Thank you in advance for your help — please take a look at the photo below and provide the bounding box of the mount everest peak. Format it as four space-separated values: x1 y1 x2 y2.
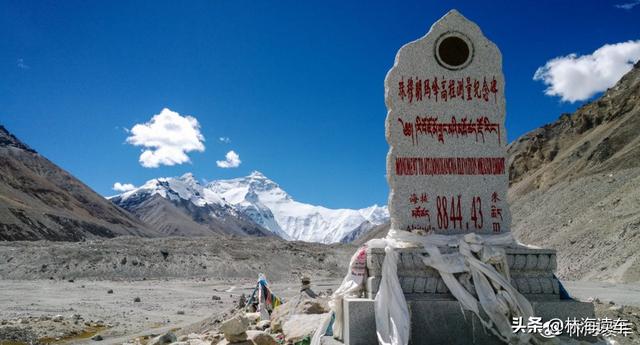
207 171 389 243
110 171 388 243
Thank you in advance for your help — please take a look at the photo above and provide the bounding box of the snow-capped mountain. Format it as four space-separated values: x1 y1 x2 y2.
109 173 272 237
109 171 388 243
113 173 225 208
208 171 389 243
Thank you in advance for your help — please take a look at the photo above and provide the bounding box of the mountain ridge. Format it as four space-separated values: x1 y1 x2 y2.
207 171 389 243
507 62 640 283
0 125 159 241
111 171 389 243
108 173 273 238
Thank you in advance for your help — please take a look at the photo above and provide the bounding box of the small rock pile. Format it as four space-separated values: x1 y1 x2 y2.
119 280 330 345
213 286 329 344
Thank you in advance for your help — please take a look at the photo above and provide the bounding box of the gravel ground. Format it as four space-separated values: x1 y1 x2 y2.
2 238 640 344
564 281 640 308
0 236 354 281
0 277 340 345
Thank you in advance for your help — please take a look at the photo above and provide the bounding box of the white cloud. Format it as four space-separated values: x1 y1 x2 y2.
615 0 640 10
126 108 205 168
113 182 136 192
533 40 640 102
216 150 241 168
219 137 231 143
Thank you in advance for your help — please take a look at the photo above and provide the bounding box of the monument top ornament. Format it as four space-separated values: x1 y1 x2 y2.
385 10 510 235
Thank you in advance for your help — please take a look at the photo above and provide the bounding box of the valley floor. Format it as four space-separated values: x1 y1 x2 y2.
0 237 353 344
0 277 341 345
1 238 640 344
1 278 639 345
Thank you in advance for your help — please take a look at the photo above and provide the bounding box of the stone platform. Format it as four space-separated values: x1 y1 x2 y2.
365 246 562 301
321 245 597 345
331 298 596 345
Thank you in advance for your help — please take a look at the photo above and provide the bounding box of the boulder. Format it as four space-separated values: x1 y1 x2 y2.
148 331 177 345
225 333 248 343
282 313 328 343
244 312 260 324
206 332 224 343
609 305 624 312
301 300 327 314
255 320 270 330
216 340 254 345
221 314 249 342
246 330 277 345
270 319 283 333
221 314 249 334
270 296 328 332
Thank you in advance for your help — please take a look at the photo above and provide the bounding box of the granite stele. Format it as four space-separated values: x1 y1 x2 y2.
386 8 509 237
319 10 597 345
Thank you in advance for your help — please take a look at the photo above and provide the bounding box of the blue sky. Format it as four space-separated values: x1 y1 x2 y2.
1 0 639 209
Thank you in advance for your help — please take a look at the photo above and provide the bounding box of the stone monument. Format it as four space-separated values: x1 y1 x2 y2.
386 9 509 236
326 10 596 345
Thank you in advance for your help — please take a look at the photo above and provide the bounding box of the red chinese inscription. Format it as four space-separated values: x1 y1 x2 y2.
398 76 499 103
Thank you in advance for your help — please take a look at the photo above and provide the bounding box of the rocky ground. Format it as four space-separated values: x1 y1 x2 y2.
0 277 341 345
0 236 355 281
510 167 640 283
1 237 640 344
2 274 639 345
0 236 351 344
591 300 640 345
130 293 640 345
